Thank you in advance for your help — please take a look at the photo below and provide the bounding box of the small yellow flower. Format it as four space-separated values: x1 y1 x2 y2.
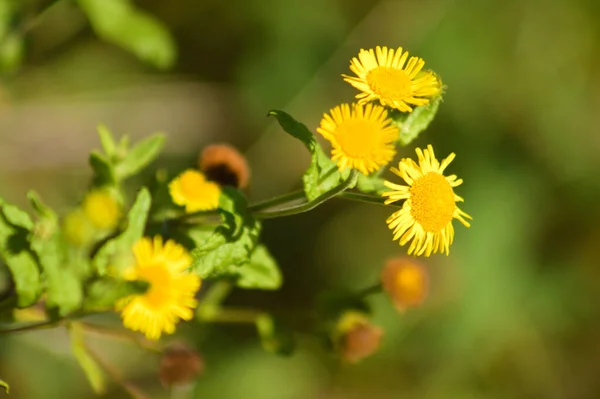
169 169 221 213
117 236 201 340
383 145 471 256
82 189 122 230
317 103 399 175
343 46 440 112
62 209 95 246
381 257 428 312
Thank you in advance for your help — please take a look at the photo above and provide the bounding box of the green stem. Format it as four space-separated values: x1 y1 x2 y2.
253 171 358 219
338 192 402 208
0 319 61 334
248 190 306 212
201 307 262 324
357 283 383 298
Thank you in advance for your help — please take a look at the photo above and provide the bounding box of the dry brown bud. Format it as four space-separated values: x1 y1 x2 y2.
159 343 204 388
381 257 428 312
334 311 383 364
198 143 250 189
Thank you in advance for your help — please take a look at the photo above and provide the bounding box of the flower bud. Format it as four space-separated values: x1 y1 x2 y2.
62 209 95 246
198 143 250 189
82 189 122 230
381 257 428 312
159 343 204 388
333 311 383 364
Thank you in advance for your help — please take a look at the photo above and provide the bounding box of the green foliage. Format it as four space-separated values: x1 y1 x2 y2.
83 278 148 310
356 174 388 195
90 126 165 187
92 188 151 275
391 97 442 146
76 0 176 69
255 313 295 356
191 188 261 278
269 110 347 200
0 199 41 307
232 245 282 290
69 323 106 394
0 0 23 75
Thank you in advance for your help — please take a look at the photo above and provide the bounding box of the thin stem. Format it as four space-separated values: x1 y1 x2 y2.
80 322 161 353
357 283 383 298
254 171 358 219
203 307 262 324
248 189 306 212
337 192 402 208
0 319 61 334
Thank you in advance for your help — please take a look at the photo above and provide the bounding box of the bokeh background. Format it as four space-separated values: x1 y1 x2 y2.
1 0 600 398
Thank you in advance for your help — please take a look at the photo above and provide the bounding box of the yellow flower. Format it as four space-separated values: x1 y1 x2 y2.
62 209 95 246
169 169 221 213
343 46 440 112
381 257 428 312
383 145 471 256
117 236 201 340
317 103 399 175
82 189 122 230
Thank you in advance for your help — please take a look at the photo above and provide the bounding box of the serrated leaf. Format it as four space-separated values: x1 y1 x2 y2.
234 246 282 290
268 110 344 201
70 323 106 394
0 378 8 393
83 278 148 310
255 313 295 356
92 188 151 275
97 124 116 158
356 174 388 195
116 134 165 180
0 205 41 307
191 188 261 278
89 151 116 186
392 97 441 146
77 0 176 69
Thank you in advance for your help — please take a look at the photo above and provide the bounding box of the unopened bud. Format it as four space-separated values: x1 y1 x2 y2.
381 257 428 312
334 311 383 364
159 343 204 388
198 143 250 189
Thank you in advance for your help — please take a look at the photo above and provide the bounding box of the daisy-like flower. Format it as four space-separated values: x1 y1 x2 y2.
117 236 201 340
343 46 440 112
317 103 399 175
169 169 221 213
383 145 472 256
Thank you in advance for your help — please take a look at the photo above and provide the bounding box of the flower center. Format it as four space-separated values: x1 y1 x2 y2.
179 172 207 200
137 264 172 308
366 67 413 100
395 266 425 304
336 119 379 158
409 172 455 232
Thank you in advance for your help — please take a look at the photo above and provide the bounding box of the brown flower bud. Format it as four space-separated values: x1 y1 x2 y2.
381 257 428 312
159 343 204 388
334 311 383 364
198 144 250 189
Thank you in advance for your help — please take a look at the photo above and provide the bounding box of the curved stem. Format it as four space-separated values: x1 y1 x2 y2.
0 319 61 334
338 192 402 208
248 190 305 212
357 283 383 298
254 171 358 219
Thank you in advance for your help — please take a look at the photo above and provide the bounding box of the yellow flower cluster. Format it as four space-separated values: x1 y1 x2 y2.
316 45 468 256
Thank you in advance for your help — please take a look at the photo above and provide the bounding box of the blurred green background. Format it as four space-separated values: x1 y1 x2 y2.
1 0 600 398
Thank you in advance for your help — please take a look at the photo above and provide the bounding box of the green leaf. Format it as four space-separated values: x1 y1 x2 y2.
191 188 261 278
255 313 295 356
267 110 316 152
28 198 82 317
392 97 442 146
0 378 8 394
97 124 117 158
233 246 282 290
116 134 165 180
356 174 388 195
268 110 344 201
92 188 151 275
69 323 106 394
89 151 116 186
76 0 176 69
83 277 148 311
0 202 41 307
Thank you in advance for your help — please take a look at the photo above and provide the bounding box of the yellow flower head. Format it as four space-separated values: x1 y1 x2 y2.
343 46 440 112
117 236 201 340
383 145 472 256
82 189 122 230
381 257 428 312
317 103 399 176
169 169 221 213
